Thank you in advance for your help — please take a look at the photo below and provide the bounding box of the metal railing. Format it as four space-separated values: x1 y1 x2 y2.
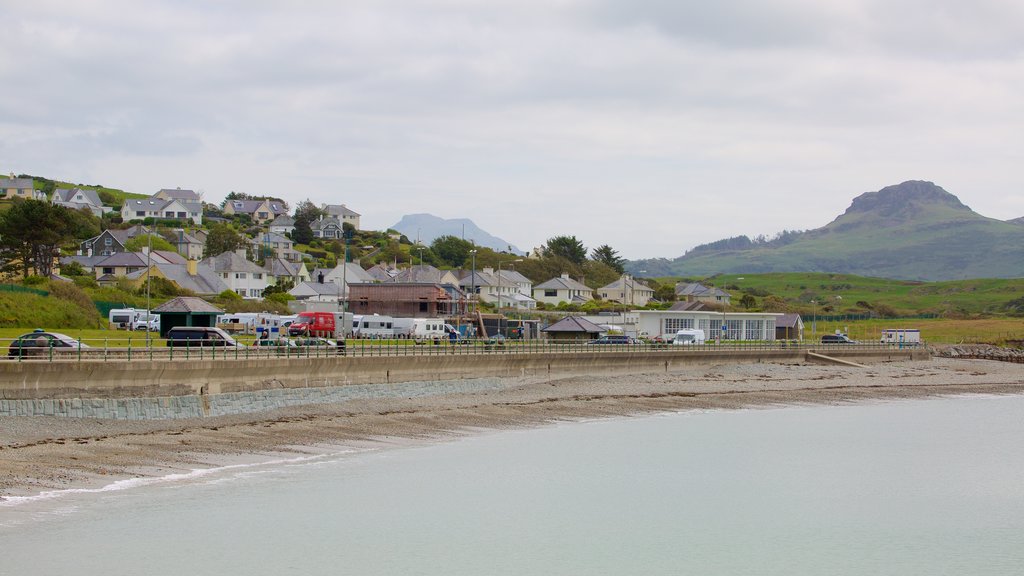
1 337 911 363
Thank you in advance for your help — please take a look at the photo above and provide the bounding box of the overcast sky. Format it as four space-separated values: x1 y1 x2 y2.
3 0 1023 259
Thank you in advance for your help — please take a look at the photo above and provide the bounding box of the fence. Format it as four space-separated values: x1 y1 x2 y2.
3 336 911 363
0 284 48 297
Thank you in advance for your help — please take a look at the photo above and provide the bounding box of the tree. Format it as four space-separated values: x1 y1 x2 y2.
0 199 77 278
590 244 625 274
125 234 175 252
430 235 474 268
543 235 587 265
292 199 324 245
204 222 248 257
739 294 757 309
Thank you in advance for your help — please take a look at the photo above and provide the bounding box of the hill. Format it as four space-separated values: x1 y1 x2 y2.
391 213 524 254
628 181 1024 281
12 172 148 210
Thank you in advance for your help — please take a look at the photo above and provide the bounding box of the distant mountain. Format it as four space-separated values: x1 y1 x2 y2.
627 181 1024 281
1009 216 1024 226
391 213 524 254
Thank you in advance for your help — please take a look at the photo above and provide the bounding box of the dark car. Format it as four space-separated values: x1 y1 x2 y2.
587 335 636 345
165 326 243 348
8 329 90 358
820 334 857 344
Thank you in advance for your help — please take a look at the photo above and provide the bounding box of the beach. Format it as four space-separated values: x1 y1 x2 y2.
2 357 1023 500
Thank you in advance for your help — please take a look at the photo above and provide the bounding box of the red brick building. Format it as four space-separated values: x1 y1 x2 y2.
347 283 464 317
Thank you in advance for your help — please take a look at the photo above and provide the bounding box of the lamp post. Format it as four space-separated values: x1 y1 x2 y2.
811 299 817 340
469 249 477 313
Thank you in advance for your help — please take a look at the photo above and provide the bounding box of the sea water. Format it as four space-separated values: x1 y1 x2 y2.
2 394 1024 576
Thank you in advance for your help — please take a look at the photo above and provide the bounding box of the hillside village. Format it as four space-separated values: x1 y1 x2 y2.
1 174 725 330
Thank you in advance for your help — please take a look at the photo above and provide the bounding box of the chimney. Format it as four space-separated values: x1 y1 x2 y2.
187 259 197 276
560 273 569 279
483 267 494 274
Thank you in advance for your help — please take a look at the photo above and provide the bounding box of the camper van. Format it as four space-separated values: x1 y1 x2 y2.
108 308 155 331
672 329 706 345
351 314 395 339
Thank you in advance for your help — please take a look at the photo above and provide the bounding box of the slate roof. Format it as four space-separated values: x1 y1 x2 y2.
153 296 223 313
535 275 592 291
675 283 729 298
123 198 202 212
311 216 342 231
668 301 707 311
269 214 295 226
94 252 148 267
152 263 228 296
366 263 397 282
53 187 104 207
156 188 200 201
226 199 287 215
599 276 653 292
775 313 802 328
457 269 499 287
324 204 360 217
541 316 605 333
201 251 267 274
392 264 450 284
266 257 304 278
0 178 33 189
291 281 344 296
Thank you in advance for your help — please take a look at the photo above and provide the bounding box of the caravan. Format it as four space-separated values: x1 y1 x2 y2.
108 308 158 331
351 314 394 339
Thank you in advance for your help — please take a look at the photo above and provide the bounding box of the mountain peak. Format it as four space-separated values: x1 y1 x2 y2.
844 180 969 217
391 213 523 254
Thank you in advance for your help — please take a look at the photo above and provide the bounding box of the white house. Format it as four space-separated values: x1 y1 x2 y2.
635 310 780 341
51 188 111 217
533 274 593 306
598 275 656 307
323 204 361 230
122 197 203 225
201 250 269 299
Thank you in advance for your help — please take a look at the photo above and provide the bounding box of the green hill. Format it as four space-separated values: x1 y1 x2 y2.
13 172 148 210
630 181 1024 281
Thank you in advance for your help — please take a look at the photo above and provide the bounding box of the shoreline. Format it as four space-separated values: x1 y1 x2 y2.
2 357 1023 503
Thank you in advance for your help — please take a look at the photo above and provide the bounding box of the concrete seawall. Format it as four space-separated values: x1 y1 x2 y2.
0 348 928 419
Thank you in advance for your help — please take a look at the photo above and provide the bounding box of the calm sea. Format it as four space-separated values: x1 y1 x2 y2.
3 394 1024 576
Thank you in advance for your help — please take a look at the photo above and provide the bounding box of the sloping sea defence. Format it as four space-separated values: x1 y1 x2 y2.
1 355 1022 500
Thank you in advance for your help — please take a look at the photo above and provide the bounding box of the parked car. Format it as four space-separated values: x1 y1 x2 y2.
821 334 857 344
8 329 90 358
587 335 636 345
165 326 244 348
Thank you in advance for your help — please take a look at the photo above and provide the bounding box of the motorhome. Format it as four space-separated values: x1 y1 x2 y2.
672 328 706 345
408 318 448 341
351 314 395 339
108 308 155 331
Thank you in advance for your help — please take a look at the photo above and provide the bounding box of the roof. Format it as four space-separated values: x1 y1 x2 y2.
123 198 202 212
153 296 223 313
311 215 342 230
535 275 592 291
250 231 292 245
391 264 452 284
775 313 803 328
0 178 33 188
157 188 200 201
599 276 653 292
94 252 148 267
153 263 228 296
676 282 729 298
498 269 532 285
457 269 499 287
226 199 287 215
291 281 344 296
324 204 360 217
201 251 267 274
266 257 302 277
366 263 397 281
152 250 187 265
270 214 295 226
542 316 605 333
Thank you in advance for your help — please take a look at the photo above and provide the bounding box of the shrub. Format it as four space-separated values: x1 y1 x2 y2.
22 276 47 286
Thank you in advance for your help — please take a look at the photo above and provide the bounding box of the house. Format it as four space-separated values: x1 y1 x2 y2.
323 204 361 230
533 274 594 306
366 263 397 282
124 259 230 297
93 249 186 280
391 264 461 286
310 262 376 287
250 231 301 262
456 267 535 309
121 197 203 224
171 229 205 260
774 313 804 340
201 250 269 299
80 227 138 257
222 199 287 224
310 215 344 239
598 275 655 307
288 280 345 303
635 310 781 341
265 257 310 288
269 214 295 237
541 316 605 341
347 283 459 317
0 176 40 200
675 282 731 305
153 188 201 202
497 268 536 309
51 188 110 217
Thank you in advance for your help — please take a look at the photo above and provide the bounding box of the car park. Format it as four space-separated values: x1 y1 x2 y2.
8 330 90 358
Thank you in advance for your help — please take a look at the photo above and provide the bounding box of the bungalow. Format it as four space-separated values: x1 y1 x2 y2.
598 275 655 307
201 250 269 299
323 204 361 230
675 282 731 305
533 274 593 306
153 188 201 202
222 199 287 224
121 197 203 225
51 188 110 217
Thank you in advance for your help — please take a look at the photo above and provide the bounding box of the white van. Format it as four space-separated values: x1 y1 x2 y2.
672 329 706 345
109 308 152 330
880 329 921 345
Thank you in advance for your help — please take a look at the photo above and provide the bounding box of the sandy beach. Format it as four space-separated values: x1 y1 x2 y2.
2 357 1022 501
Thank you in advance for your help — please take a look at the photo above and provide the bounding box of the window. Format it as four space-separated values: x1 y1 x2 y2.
419 302 428 312
544 289 557 297
664 318 694 333
235 289 246 296
253 273 263 279
745 320 764 341
236 273 247 279
136 211 146 217
177 212 186 218
222 273 229 279
102 267 114 275
724 319 742 340
104 237 112 246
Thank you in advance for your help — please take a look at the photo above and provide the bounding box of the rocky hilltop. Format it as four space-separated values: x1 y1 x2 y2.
627 181 1024 281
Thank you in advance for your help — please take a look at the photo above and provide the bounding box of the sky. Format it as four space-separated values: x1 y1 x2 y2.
2 0 1023 260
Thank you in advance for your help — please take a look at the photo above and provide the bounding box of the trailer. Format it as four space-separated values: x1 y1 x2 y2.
351 314 394 339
